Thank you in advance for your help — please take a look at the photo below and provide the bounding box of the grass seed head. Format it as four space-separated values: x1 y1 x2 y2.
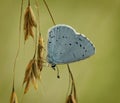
37 36 44 71
23 59 34 84
23 58 41 94
24 6 37 41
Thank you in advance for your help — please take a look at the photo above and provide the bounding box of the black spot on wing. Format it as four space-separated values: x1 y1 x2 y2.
62 36 68 39
49 31 55 38
49 31 52 35
91 43 93 46
83 47 85 49
69 43 72 46
60 52 62 54
75 42 78 44
50 36 55 38
79 38 82 41
80 44 82 47
57 27 59 30
85 50 87 52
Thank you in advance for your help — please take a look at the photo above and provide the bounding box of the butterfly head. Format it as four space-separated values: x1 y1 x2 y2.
51 64 56 70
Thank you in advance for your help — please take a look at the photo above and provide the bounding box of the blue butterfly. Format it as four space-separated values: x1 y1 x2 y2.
47 24 95 68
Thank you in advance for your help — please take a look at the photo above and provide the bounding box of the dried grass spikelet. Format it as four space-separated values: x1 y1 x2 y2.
37 36 44 71
23 59 33 84
10 87 18 103
24 77 31 94
24 5 37 41
32 59 40 79
23 58 40 94
66 94 77 103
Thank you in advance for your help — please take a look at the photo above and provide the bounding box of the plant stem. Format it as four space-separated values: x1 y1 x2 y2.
43 0 56 25
67 64 77 99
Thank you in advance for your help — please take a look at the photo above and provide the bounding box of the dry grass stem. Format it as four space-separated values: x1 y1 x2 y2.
66 85 77 103
24 5 37 41
10 87 18 103
66 64 77 103
66 94 77 103
43 0 56 25
23 58 41 94
37 36 44 71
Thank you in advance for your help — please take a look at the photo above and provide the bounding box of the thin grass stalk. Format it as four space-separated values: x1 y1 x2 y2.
10 0 24 102
35 0 44 72
12 0 24 91
10 86 18 103
67 64 77 103
43 0 56 25
35 0 42 36
28 0 30 6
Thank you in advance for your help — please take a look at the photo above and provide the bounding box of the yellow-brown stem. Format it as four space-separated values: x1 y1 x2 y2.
43 0 56 25
67 64 77 100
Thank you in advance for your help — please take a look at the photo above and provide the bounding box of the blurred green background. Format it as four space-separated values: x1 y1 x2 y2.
0 0 120 103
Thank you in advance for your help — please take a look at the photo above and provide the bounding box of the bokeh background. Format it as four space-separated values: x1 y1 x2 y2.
0 0 120 103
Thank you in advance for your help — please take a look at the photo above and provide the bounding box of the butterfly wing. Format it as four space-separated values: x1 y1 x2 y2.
47 24 95 64
57 34 95 64
47 24 75 64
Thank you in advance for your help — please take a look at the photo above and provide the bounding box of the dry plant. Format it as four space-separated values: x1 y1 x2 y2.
23 58 40 93
10 0 24 102
10 0 44 102
66 94 76 103
23 36 44 94
66 64 77 103
37 36 44 71
23 36 44 93
24 5 37 41
23 0 44 94
10 0 78 102
10 86 18 103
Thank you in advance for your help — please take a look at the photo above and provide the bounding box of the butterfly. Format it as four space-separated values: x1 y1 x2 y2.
47 24 95 68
